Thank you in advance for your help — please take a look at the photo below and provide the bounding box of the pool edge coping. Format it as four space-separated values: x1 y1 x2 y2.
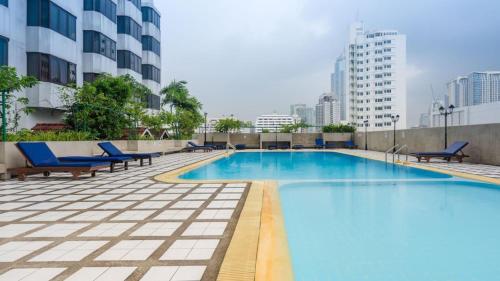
154 152 294 281
333 149 500 185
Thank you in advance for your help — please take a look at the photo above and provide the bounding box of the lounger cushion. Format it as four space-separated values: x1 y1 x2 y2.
46 161 110 168
98 142 160 158
413 141 469 157
16 142 60 167
58 156 133 162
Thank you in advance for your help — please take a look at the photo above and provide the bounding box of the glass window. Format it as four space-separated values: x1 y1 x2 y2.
28 1 76 40
141 7 160 28
84 0 116 23
128 0 141 10
0 0 8 7
117 16 141 42
0 36 7 66
83 30 117 61
117 50 141 74
142 35 160 56
27 52 76 86
142 64 160 83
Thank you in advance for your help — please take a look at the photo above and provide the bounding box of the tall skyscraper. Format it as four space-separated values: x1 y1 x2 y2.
338 22 407 131
315 93 340 127
331 54 346 121
0 0 162 129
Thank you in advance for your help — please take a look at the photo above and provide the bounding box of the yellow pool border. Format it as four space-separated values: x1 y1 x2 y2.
154 151 294 281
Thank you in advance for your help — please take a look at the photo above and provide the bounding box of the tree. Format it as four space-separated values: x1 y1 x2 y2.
62 74 147 140
214 118 243 133
160 80 203 139
0 66 38 140
322 124 356 133
141 111 171 133
280 121 310 133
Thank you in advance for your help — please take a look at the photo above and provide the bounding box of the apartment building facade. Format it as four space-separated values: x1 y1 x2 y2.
336 22 407 131
447 72 500 107
315 93 340 127
0 0 162 129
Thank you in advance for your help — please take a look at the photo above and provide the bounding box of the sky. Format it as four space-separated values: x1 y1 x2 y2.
157 0 500 126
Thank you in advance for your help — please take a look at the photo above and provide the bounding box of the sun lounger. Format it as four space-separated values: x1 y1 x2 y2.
58 155 132 172
411 141 469 163
10 142 110 180
98 142 160 166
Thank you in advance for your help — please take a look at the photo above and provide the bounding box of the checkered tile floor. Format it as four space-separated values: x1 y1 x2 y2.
0 152 249 281
337 149 500 179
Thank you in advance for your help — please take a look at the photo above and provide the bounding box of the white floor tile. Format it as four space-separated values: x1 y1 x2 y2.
196 209 234 220
0 268 66 281
24 211 77 222
21 202 67 210
0 224 44 238
79 223 136 237
66 211 116 222
182 222 227 236
215 193 242 200
95 201 136 210
30 240 108 262
111 210 155 221
65 267 136 281
133 201 170 209
160 239 219 260
150 194 181 201
59 202 101 210
171 201 204 209
0 202 31 211
95 240 163 261
191 188 218 194
183 194 211 200
0 241 52 262
207 200 238 209
131 222 182 236
154 210 195 221
27 223 90 237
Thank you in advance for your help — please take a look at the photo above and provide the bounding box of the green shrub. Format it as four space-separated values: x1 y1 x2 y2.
7 130 94 142
322 124 356 133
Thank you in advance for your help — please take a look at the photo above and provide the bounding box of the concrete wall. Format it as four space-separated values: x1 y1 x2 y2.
354 123 500 165
0 140 194 178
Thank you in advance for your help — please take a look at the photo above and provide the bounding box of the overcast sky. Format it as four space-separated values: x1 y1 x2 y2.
157 0 500 126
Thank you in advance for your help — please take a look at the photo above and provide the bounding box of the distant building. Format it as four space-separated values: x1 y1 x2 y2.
335 22 407 131
290 104 315 127
418 113 430 128
290 104 306 116
447 72 500 107
315 93 340 127
331 54 346 121
430 102 500 127
255 114 299 133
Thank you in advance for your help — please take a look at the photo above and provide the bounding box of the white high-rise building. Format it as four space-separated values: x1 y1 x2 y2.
340 22 407 131
315 93 340 127
255 114 299 133
290 103 315 127
0 0 162 129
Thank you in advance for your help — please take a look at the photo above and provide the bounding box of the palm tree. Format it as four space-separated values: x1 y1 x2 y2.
160 80 202 138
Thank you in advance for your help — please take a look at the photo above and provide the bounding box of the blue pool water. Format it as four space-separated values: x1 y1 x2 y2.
180 152 450 180
180 152 500 280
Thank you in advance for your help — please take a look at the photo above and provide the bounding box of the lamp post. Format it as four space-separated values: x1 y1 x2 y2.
1 91 6 142
439 104 455 149
363 120 368 150
203 112 208 145
391 115 400 153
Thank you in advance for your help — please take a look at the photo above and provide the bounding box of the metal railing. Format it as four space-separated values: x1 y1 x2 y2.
385 144 399 163
395 144 408 162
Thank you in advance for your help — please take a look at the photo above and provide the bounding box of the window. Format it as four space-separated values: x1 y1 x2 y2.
27 52 76 85
0 0 7 7
145 93 160 110
142 36 160 56
117 16 142 42
83 72 101 83
142 7 160 28
83 30 116 61
142 64 160 83
117 50 142 73
84 0 116 23
27 0 76 40
128 0 141 10
0 36 8 66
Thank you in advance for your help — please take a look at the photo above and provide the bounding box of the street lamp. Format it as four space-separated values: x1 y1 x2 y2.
203 112 208 145
391 115 400 153
439 104 455 149
363 120 369 150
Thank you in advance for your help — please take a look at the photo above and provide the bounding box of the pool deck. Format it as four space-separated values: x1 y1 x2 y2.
0 149 499 281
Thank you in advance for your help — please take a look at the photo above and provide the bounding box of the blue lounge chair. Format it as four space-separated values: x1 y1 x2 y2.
185 141 214 152
344 140 358 149
11 142 110 180
58 155 133 172
98 142 160 166
292 144 304 150
235 144 246 150
314 138 325 149
411 141 469 163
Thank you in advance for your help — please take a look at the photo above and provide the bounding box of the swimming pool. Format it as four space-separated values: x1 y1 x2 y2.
180 152 500 280
180 152 450 180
